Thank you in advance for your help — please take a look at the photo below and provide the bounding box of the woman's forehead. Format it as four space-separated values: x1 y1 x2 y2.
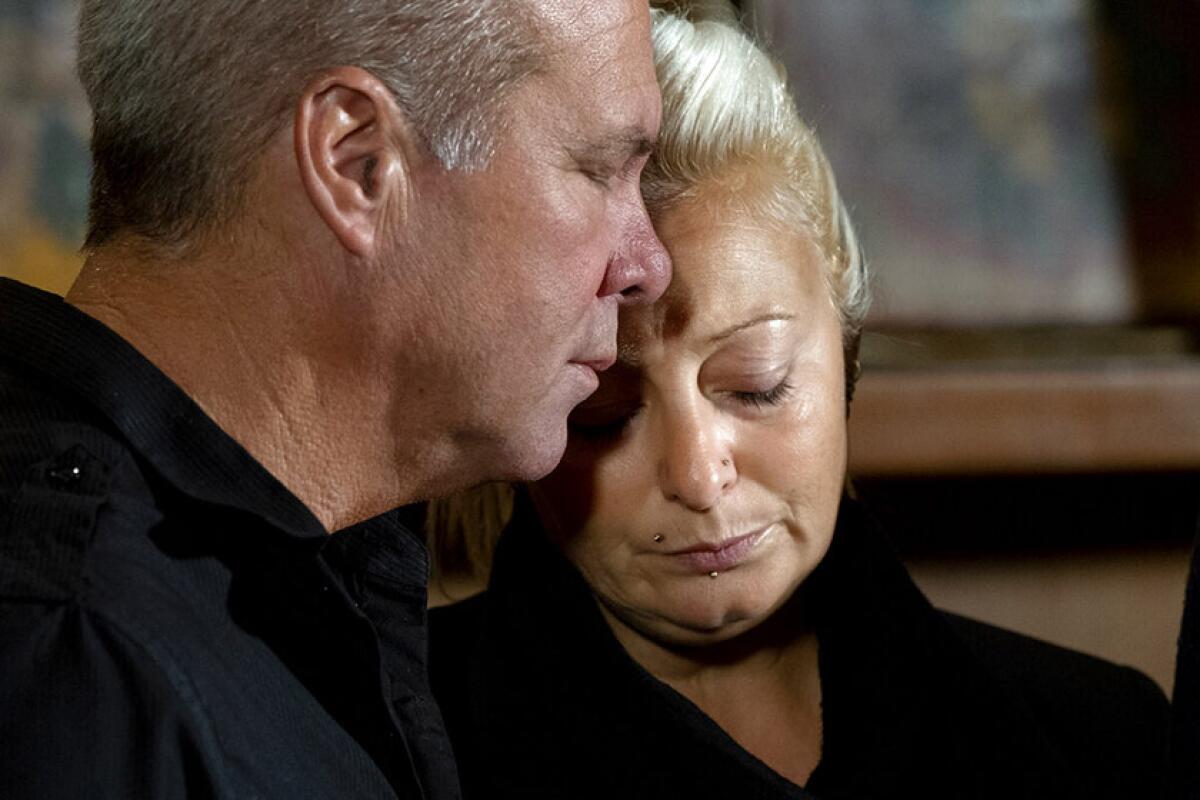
620 211 829 355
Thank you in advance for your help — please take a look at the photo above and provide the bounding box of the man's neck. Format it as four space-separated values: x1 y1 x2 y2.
65 242 453 531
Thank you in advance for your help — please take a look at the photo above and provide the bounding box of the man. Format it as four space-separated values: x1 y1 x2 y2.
0 0 668 796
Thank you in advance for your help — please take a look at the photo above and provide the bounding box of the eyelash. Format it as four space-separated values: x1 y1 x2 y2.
584 155 642 190
731 379 795 410
571 378 795 441
584 168 615 189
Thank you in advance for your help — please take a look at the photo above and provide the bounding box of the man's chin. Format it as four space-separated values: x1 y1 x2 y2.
494 415 570 484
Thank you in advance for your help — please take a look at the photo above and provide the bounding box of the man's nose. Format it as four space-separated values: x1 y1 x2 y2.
597 196 672 304
657 404 736 512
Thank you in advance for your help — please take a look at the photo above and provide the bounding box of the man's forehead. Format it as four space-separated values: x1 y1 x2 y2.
532 0 659 157
527 0 646 47
531 0 655 89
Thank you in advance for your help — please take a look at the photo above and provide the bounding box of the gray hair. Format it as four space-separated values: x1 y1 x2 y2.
644 1 870 378
77 0 545 249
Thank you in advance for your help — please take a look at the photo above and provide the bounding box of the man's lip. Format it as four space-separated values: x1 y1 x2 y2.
571 354 617 372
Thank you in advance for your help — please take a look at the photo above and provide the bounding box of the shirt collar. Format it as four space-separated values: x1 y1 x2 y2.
0 278 325 539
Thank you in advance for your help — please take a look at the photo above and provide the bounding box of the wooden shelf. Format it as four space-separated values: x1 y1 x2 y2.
847 361 1200 475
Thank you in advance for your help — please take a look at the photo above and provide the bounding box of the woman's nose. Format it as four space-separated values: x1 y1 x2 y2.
658 406 736 512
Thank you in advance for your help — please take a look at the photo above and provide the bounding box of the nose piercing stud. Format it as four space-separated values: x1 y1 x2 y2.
709 571 719 579
653 534 664 543
721 459 731 466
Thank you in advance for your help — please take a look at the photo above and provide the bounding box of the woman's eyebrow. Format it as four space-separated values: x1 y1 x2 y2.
706 313 796 345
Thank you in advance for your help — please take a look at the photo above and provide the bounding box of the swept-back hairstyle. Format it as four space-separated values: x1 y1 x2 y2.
643 0 870 373
426 0 870 592
76 0 545 249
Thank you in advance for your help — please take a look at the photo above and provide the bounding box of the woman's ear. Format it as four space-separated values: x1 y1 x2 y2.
293 66 418 257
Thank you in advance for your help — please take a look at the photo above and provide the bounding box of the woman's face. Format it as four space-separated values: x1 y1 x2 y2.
532 197 848 646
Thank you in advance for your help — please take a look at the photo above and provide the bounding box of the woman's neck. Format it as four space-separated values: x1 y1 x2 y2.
600 597 824 786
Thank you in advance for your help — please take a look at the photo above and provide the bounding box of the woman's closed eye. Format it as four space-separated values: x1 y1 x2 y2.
729 378 794 410
569 376 796 438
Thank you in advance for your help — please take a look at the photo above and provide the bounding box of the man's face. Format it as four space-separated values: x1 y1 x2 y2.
400 0 670 483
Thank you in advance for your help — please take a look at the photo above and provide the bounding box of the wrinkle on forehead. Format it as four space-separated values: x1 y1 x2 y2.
529 0 646 60
524 0 659 148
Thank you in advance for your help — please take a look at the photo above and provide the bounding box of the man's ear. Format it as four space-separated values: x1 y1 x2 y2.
293 66 417 257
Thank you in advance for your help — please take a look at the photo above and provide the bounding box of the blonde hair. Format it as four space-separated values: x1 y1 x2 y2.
426 0 870 590
643 1 870 350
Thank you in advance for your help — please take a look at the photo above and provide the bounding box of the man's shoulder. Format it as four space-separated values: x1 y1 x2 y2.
0 357 159 602
0 595 231 796
0 354 131 480
0 365 213 762
942 611 1169 788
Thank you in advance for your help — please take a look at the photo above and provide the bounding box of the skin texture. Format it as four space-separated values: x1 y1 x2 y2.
532 190 847 784
66 0 669 531
395 0 670 483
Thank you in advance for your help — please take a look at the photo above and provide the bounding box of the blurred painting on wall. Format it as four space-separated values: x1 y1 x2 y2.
0 0 88 296
748 0 1135 327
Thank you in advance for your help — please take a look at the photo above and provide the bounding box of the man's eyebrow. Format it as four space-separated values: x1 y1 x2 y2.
706 313 797 344
571 127 657 163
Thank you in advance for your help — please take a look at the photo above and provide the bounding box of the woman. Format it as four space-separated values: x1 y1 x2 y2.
428 4 1168 797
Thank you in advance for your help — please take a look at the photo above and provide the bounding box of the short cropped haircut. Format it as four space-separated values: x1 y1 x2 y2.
76 0 545 249
643 0 871 370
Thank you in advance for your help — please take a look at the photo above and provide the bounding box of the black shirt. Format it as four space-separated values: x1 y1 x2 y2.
430 493 1168 800
0 278 459 799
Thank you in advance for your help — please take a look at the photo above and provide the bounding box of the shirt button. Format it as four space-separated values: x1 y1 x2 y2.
47 463 84 489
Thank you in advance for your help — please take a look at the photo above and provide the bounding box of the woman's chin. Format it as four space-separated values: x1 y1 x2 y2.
638 592 786 647
601 558 814 649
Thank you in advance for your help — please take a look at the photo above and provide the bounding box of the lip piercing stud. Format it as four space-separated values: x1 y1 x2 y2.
653 534 664 543
708 571 719 579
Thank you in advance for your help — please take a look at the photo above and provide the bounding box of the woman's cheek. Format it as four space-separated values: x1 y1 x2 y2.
539 436 645 547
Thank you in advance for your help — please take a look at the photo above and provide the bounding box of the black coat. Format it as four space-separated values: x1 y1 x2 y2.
430 495 1168 799
1168 515 1200 799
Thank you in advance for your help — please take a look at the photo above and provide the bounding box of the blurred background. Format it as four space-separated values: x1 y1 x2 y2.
0 0 87 296
745 0 1200 691
2 0 1197 689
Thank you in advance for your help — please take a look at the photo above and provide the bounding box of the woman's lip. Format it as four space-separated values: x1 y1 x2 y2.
664 526 771 573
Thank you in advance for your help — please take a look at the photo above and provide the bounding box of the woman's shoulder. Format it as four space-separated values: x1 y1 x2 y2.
428 591 490 677
430 590 489 630
941 611 1169 788
942 611 1168 712
427 591 494 793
